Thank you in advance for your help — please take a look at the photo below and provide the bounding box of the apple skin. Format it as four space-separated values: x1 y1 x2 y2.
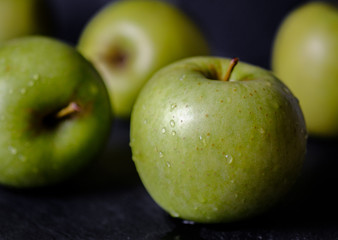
272 2 338 137
130 57 307 223
0 0 52 42
77 0 209 118
0 36 113 188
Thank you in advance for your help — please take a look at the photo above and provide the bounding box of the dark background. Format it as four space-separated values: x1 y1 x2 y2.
1 0 338 239
49 0 311 69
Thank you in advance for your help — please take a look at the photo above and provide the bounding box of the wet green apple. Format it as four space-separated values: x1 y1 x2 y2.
0 36 113 188
272 2 338 137
0 0 51 42
78 0 209 118
130 57 307 223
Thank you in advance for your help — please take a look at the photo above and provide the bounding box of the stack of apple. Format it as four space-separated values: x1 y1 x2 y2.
2 0 335 224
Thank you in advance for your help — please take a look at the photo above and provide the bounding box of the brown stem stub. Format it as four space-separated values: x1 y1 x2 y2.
56 102 80 119
223 57 239 81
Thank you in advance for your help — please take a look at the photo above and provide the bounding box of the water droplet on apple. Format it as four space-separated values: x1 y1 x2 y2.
129 138 135 147
272 102 279 109
283 87 290 94
170 104 177 111
20 88 26 94
171 131 176 136
225 154 233 164
171 211 180 217
161 127 166 134
170 120 175 127
32 74 40 81
259 128 265 134
143 119 148 124
199 136 207 146
159 152 164 158
166 161 171 168
8 146 17 155
179 74 186 81
18 155 26 162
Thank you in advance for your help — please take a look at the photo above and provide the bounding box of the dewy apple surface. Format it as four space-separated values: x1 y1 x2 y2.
130 57 307 223
0 36 113 188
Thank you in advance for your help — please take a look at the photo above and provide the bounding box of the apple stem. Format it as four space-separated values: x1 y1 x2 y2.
56 102 80 119
222 58 239 81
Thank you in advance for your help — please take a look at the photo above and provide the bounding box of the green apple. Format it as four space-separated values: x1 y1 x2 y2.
272 2 338 137
0 36 113 188
77 0 209 118
130 57 307 223
0 0 51 42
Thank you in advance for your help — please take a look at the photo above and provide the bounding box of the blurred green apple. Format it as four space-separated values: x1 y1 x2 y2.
78 0 209 118
0 36 112 188
0 0 51 42
130 57 307 223
272 2 338 137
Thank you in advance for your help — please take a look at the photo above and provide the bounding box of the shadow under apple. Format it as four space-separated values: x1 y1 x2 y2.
69 119 140 191
158 137 338 239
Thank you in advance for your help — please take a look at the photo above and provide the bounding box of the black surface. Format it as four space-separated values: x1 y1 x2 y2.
1 0 338 239
0 121 338 240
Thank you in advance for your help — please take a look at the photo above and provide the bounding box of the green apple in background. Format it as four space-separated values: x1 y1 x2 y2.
78 0 209 118
272 2 338 137
130 57 307 223
0 36 112 188
0 0 51 42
